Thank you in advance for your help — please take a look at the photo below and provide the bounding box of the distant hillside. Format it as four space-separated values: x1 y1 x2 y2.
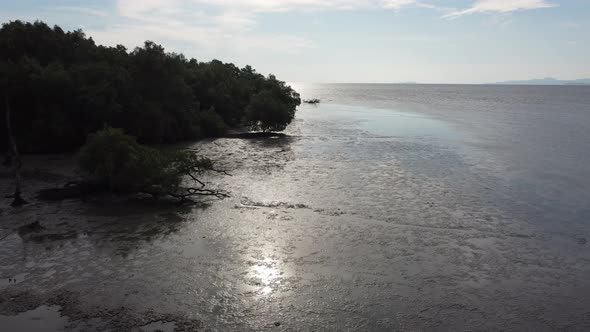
495 78 590 86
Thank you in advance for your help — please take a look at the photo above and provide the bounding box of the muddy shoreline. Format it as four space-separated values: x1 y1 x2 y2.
2 104 590 331
0 140 296 331
0 154 207 331
0 288 203 331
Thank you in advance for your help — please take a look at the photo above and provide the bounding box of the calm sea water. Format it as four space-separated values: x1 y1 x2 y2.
291 83 590 233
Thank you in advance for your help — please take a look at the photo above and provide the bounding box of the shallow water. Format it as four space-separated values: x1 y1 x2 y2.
293 84 590 232
0 305 69 331
1 84 590 331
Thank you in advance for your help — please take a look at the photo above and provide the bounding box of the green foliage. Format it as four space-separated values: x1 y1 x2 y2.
79 127 213 196
245 89 298 132
197 108 227 137
0 20 300 153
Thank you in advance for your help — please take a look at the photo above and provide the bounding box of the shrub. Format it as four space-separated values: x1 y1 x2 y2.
197 108 227 137
244 90 298 132
79 127 223 199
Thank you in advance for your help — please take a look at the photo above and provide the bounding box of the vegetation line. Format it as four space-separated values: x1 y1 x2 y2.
0 20 301 154
1 20 302 204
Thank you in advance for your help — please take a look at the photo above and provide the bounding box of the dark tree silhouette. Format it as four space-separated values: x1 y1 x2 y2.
0 20 301 154
245 90 298 132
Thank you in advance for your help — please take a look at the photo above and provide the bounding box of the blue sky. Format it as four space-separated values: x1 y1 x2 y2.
1 0 588 83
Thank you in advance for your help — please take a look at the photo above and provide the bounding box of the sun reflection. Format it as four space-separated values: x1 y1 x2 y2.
252 258 279 296
254 263 276 284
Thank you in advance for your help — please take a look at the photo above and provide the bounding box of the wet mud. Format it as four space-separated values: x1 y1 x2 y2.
1 103 590 331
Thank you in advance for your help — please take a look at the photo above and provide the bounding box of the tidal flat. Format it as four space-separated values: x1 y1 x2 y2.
2 85 590 331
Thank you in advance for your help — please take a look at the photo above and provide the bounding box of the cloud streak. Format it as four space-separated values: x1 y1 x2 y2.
52 0 557 59
52 6 109 17
106 0 424 56
444 0 556 19
117 0 419 17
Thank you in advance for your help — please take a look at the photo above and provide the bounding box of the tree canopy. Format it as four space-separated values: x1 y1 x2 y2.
0 20 301 153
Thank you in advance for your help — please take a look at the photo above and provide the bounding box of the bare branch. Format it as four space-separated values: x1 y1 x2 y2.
210 168 232 176
187 173 206 188
140 186 229 203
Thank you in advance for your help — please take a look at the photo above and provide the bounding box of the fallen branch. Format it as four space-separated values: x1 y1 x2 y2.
38 166 230 203
141 186 229 203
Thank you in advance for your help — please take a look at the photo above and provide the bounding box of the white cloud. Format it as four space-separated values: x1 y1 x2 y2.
117 0 182 19
117 0 418 16
87 22 313 57
444 0 556 19
52 6 109 17
380 0 416 10
53 0 552 59
103 0 422 57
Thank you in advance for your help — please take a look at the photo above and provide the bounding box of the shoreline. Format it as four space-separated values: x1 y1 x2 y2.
2 95 590 330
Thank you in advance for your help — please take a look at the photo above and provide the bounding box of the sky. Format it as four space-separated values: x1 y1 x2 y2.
1 0 589 83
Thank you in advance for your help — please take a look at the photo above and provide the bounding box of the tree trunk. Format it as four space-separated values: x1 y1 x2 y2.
5 98 27 207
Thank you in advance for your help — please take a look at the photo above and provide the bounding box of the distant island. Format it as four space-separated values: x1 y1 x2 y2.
494 77 590 86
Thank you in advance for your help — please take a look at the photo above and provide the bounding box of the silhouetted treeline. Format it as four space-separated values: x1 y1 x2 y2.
0 21 300 153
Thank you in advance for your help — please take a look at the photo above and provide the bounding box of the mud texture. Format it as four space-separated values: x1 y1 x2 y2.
1 100 590 331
